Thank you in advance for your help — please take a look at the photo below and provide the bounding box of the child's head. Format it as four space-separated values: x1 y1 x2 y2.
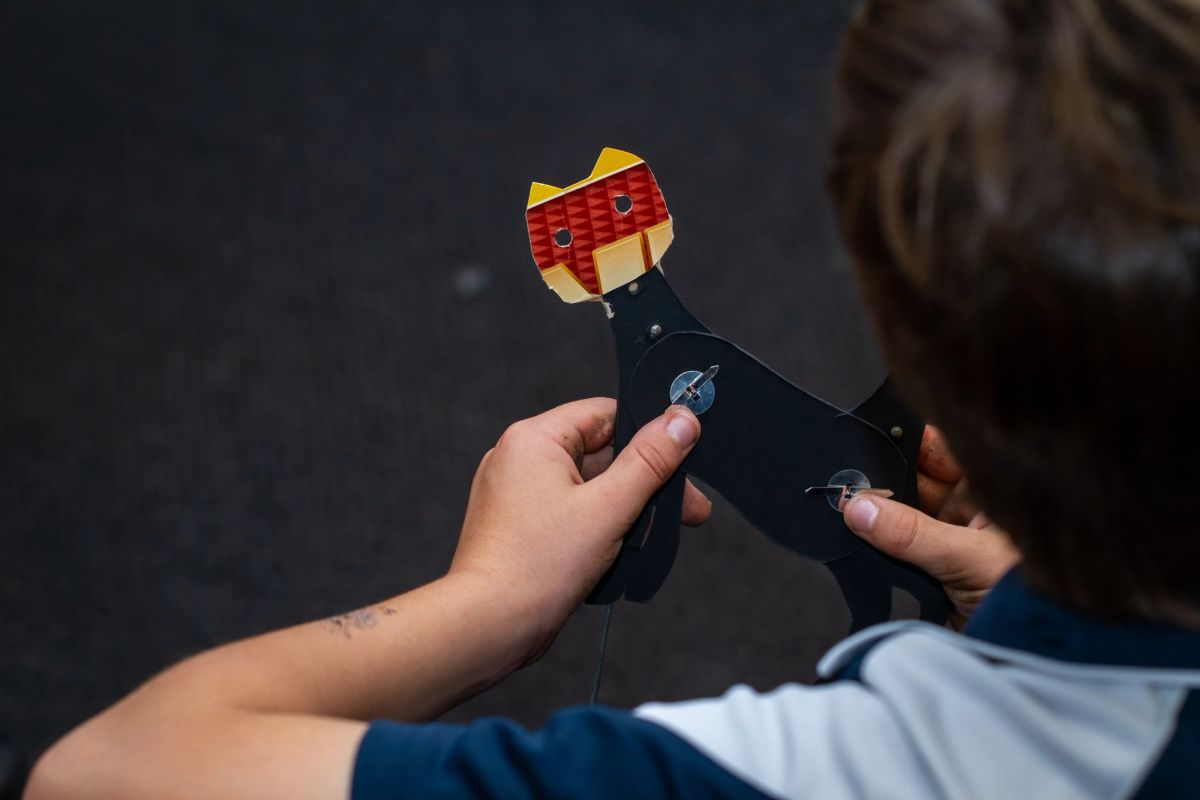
829 0 1200 622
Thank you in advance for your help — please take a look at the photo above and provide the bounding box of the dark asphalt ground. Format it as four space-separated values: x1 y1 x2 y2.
1 0 894 769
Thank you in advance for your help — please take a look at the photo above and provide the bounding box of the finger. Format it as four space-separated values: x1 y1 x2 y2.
584 406 700 526
918 426 965 484
843 494 994 580
937 480 979 526
580 446 614 481
917 472 955 516
584 448 710 524
681 479 712 526
528 398 618 464
968 510 992 530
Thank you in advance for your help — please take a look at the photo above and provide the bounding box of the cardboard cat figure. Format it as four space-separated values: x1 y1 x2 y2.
525 148 950 631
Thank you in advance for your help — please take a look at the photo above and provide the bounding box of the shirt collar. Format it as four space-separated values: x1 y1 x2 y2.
965 567 1200 669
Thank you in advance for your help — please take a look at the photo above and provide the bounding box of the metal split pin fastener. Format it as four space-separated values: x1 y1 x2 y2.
669 365 719 414
805 484 894 507
807 468 891 509
805 485 895 499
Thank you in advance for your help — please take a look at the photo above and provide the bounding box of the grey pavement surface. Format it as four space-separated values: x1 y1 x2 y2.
1 1 895 762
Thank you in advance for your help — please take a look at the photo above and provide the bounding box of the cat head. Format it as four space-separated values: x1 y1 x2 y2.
525 148 674 303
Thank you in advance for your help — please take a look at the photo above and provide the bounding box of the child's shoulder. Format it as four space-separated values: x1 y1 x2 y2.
634 570 1200 799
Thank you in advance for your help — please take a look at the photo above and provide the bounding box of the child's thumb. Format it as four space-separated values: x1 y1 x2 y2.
585 407 700 520
843 494 970 580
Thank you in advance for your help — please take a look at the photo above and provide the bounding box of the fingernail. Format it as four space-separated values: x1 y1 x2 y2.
845 497 878 535
665 408 699 447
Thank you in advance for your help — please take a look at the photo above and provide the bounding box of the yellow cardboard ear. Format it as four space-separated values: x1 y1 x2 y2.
527 182 561 207
589 148 641 178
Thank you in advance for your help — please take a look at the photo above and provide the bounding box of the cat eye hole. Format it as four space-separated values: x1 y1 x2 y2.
614 194 633 214
554 228 573 247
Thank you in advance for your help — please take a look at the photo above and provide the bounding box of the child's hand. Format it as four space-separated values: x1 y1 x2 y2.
842 426 1019 627
449 398 706 645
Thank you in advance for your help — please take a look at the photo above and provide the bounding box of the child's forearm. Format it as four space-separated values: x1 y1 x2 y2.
26 572 547 800
175 571 547 721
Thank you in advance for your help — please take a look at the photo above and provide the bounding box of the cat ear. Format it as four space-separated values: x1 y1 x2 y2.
590 148 641 178
527 182 561 207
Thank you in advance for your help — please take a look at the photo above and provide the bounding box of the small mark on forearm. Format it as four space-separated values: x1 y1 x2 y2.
324 605 397 638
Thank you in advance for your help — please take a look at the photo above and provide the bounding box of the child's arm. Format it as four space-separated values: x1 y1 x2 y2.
842 426 1020 625
25 398 705 800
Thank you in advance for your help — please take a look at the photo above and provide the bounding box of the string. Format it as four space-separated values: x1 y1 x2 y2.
589 603 614 704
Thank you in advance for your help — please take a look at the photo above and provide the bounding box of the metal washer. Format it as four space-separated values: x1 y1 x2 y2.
825 468 870 510
669 370 716 415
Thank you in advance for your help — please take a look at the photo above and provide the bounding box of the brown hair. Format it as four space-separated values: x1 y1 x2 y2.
830 0 1200 622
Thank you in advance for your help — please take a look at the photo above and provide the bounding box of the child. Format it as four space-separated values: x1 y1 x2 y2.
25 1 1200 797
